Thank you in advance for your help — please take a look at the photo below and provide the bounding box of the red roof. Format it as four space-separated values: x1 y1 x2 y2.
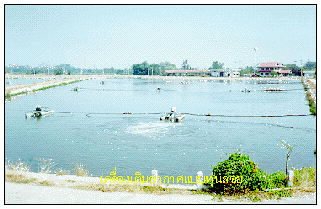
258 62 285 68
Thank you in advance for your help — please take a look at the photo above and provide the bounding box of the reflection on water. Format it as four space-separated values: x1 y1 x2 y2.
5 78 316 180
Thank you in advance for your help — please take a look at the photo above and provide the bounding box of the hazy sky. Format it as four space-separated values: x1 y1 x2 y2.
5 5 316 69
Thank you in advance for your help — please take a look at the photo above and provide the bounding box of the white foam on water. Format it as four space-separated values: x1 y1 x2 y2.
127 122 175 135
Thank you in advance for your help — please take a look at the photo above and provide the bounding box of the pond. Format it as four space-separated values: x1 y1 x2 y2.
5 77 316 182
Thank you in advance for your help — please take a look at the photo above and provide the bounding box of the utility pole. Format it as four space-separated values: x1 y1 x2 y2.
300 60 303 78
254 47 258 75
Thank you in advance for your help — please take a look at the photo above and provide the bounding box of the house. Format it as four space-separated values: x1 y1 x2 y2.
210 69 241 77
257 62 291 77
165 70 210 76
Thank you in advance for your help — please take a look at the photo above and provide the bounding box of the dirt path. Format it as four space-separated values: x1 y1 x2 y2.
5 182 316 204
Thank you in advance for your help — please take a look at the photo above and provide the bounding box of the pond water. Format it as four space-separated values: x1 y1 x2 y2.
5 78 316 181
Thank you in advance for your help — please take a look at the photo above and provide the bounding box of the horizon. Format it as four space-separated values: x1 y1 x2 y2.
5 5 316 69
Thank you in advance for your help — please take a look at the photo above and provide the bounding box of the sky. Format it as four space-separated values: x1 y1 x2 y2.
5 5 316 69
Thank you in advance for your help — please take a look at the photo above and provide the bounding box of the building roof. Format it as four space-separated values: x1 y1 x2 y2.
258 62 286 68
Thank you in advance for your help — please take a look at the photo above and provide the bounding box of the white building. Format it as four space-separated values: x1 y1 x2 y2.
303 70 315 78
210 69 241 77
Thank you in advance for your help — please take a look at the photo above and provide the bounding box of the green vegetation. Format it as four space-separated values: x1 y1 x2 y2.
39 180 56 186
302 80 316 115
133 61 177 75
54 68 64 75
182 60 191 69
5 157 316 202
204 152 270 194
304 62 316 70
210 61 224 69
202 151 315 201
240 66 255 76
69 80 80 84
271 70 278 76
5 80 81 100
266 172 287 188
6 91 28 98
279 140 293 183
26 69 42 75
5 173 37 184
293 167 316 188
56 168 71 176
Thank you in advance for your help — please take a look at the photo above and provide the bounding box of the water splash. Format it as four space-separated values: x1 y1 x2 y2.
127 122 176 135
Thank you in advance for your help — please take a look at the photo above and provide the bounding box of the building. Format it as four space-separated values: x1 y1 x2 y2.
303 70 315 78
165 70 210 76
257 62 291 77
210 69 241 77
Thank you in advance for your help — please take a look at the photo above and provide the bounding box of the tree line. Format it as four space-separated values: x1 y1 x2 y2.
5 61 316 76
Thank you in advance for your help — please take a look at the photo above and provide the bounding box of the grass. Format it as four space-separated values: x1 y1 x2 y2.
5 79 81 99
302 80 316 115
192 188 293 202
72 183 193 195
72 163 89 177
5 159 30 172
35 158 57 174
293 167 316 188
56 168 70 176
39 180 56 186
6 91 28 98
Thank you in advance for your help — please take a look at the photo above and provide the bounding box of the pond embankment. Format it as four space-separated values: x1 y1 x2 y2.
5 77 80 99
5 170 316 204
302 78 316 115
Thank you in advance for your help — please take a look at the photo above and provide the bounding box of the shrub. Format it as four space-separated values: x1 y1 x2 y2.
266 172 287 189
293 167 316 187
5 159 30 172
56 168 70 176
72 163 89 177
34 158 57 174
205 152 268 194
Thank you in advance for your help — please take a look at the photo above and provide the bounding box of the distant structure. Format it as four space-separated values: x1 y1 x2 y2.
165 69 210 76
257 62 291 77
303 70 315 78
210 68 241 77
